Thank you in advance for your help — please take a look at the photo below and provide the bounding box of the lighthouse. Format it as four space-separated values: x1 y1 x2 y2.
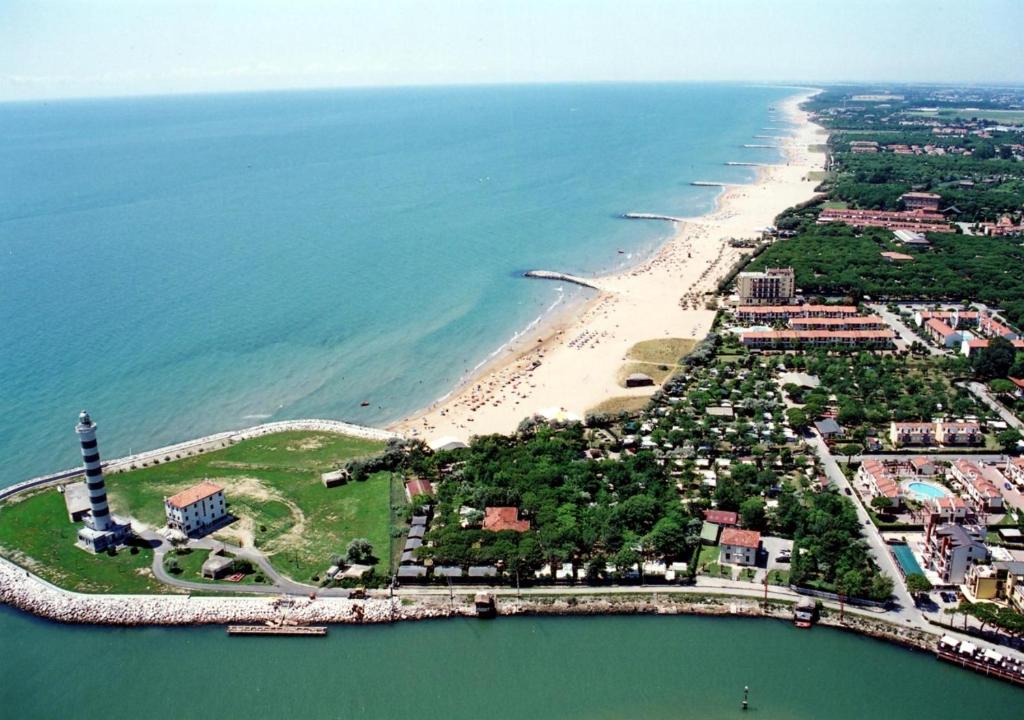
76 410 112 531
74 410 130 553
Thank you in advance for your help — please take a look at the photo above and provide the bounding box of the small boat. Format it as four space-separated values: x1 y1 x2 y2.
360 400 370 407
617 249 625 254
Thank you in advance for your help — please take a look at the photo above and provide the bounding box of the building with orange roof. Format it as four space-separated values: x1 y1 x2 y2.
880 251 915 262
483 507 530 533
164 480 226 536
719 528 761 566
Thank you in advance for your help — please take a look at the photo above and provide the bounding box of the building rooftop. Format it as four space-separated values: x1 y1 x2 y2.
704 509 738 526
165 480 223 510
483 506 530 532
720 528 761 549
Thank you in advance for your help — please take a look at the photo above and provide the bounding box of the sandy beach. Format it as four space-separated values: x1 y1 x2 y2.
392 90 827 444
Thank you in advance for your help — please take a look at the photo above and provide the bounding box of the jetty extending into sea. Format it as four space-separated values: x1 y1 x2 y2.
523 270 601 290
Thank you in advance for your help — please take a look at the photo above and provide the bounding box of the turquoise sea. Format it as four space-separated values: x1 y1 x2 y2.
1 83 789 484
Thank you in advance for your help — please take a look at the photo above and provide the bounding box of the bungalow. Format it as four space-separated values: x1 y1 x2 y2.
703 509 739 527
483 507 530 532
880 251 915 263
405 477 435 500
814 418 845 441
719 528 761 567
909 456 937 476
321 468 350 488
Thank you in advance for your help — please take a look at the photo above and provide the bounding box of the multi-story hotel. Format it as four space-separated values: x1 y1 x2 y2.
735 267 795 306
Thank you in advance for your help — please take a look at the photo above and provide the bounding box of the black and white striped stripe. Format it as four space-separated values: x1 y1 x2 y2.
76 411 112 530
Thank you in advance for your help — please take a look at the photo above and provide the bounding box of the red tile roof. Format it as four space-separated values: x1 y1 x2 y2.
704 510 739 526
166 480 223 510
720 528 761 549
406 478 435 498
483 507 530 532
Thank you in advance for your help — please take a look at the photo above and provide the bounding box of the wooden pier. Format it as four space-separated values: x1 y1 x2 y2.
227 624 328 636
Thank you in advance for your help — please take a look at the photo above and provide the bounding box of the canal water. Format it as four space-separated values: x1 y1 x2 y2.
1 607 1019 718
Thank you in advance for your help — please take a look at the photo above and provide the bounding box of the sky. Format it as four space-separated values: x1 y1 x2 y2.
1 0 1021 101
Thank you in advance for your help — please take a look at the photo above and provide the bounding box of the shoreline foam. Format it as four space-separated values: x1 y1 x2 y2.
391 89 827 442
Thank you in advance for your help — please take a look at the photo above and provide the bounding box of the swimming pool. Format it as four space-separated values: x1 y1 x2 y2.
906 481 950 500
891 542 925 577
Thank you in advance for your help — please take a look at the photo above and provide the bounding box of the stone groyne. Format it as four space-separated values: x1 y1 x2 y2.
523 270 601 291
0 419 401 503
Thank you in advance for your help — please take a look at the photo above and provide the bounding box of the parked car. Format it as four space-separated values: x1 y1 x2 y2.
844 487 852 496
1005 482 1013 491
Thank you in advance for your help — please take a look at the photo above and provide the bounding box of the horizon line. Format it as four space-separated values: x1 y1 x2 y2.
3 77 1023 106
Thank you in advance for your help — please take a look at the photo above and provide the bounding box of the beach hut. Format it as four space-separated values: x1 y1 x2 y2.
625 373 655 388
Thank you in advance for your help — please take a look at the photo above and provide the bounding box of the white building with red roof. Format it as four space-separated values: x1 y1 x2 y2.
858 459 905 508
949 460 1004 511
164 480 227 536
719 528 761 566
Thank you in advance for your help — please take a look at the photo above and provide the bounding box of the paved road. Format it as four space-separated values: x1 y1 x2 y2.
868 304 944 356
807 433 918 620
142 530 352 597
962 381 1023 431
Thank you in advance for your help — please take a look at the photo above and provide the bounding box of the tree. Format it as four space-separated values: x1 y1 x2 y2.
740 497 767 531
838 443 862 463
786 407 809 431
989 378 1017 396
346 538 374 564
870 496 893 512
996 428 1022 453
972 336 1016 379
905 573 933 595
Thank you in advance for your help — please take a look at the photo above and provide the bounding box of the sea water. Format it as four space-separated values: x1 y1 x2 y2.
1 83 790 483
1 608 1020 719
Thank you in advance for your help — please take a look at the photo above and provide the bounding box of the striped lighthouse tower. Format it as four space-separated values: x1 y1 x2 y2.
76 410 112 532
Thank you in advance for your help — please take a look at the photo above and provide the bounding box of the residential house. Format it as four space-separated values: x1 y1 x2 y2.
858 459 904 508
950 459 1004 511
164 480 227 537
719 528 761 567
483 507 530 532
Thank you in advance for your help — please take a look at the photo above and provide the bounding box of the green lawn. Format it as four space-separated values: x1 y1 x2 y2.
164 548 270 586
767 569 791 586
0 430 396 592
0 490 167 593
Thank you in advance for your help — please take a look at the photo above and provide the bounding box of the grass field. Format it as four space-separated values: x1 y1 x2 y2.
615 338 698 389
909 108 1024 125
0 490 168 593
587 396 652 416
0 430 396 592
